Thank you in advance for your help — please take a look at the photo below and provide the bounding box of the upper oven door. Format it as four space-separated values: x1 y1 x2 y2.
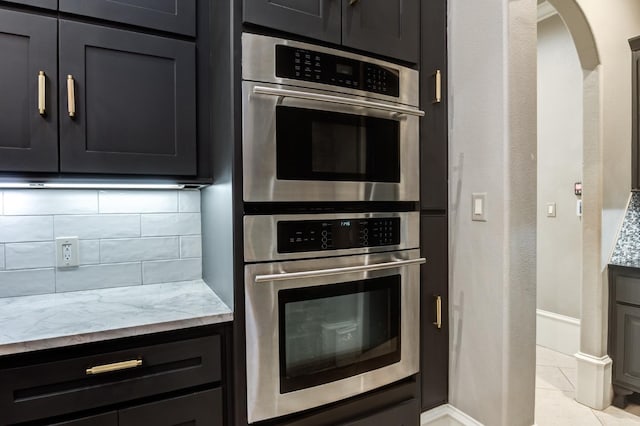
242 81 420 202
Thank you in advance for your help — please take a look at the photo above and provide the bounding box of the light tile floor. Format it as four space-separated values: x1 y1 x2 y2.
536 345 640 425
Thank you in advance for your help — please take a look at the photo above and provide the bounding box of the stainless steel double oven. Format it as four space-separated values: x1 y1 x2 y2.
241 34 424 423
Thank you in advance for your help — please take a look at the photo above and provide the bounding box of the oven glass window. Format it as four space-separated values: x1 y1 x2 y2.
276 106 400 182
278 275 401 393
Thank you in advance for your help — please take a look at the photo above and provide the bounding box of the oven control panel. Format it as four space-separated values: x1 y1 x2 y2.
275 45 400 97
277 217 401 253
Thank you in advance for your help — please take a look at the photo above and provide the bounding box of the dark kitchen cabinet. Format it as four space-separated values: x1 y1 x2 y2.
420 214 449 410
420 0 447 211
341 399 419 426
0 8 58 172
119 389 223 426
242 0 340 45
342 0 418 64
0 2 201 178
632 36 640 190
608 265 640 408
2 0 57 10
58 20 196 175
59 0 196 36
0 326 227 426
419 0 448 412
51 412 118 426
243 0 419 63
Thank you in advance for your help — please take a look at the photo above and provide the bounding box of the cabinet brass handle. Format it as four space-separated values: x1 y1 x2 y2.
67 74 76 118
86 359 142 375
38 71 46 115
433 295 442 329
349 0 359 5
434 70 442 104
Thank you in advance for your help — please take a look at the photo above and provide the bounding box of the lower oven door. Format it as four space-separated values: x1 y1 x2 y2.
244 249 424 423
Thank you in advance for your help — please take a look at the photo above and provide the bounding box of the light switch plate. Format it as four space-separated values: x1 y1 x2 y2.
546 203 556 218
472 193 487 222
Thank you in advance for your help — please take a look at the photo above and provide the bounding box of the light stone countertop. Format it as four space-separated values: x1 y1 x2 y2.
0 280 233 356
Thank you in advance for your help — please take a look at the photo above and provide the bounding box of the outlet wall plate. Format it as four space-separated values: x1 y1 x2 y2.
56 236 79 268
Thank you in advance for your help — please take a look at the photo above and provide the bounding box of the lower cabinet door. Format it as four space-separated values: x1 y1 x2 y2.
420 215 448 410
615 303 640 390
119 389 223 426
51 412 117 426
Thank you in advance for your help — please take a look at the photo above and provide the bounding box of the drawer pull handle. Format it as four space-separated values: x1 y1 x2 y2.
38 71 46 115
86 359 142 375
67 74 76 118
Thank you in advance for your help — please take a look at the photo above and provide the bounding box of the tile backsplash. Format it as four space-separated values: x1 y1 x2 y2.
0 189 202 298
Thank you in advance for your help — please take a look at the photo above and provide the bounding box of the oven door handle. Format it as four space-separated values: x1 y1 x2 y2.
252 86 425 117
254 257 426 283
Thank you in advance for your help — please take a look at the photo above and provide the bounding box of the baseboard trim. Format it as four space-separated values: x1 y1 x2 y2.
421 404 484 425
536 309 580 356
575 351 613 409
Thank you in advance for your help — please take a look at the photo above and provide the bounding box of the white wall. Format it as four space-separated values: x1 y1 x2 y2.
537 14 583 320
448 0 537 424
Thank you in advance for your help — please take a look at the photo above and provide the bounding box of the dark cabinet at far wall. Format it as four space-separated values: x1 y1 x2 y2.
0 5 197 176
608 265 640 408
420 0 449 412
243 0 419 64
632 36 640 190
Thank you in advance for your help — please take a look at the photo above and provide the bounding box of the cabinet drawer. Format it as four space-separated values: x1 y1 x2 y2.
342 399 419 426
119 388 223 426
616 274 640 306
0 335 220 425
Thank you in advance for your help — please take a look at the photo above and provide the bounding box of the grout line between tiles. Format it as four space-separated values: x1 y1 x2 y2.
590 408 605 426
558 367 575 391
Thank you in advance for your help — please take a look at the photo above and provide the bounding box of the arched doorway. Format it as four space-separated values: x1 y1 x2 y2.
538 0 610 410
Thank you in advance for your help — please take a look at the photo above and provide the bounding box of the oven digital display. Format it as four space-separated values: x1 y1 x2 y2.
336 63 353 76
277 217 400 253
275 45 400 97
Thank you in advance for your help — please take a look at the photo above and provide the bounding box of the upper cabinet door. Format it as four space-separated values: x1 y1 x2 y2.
2 0 57 10
420 0 447 210
58 20 196 175
59 0 196 36
342 0 419 63
243 0 341 45
0 9 58 172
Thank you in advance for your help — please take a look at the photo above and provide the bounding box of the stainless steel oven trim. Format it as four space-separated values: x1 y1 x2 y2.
252 86 425 117
242 33 420 107
244 249 421 423
242 81 420 202
243 212 420 262
254 257 425 282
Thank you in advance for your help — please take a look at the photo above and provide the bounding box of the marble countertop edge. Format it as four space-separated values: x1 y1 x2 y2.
0 312 234 356
0 280 233 356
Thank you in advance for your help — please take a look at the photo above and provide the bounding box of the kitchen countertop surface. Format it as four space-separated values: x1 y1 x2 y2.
0 280 233 356
611 192 640 269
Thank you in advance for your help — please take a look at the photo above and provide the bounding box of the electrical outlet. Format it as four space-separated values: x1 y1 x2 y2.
56 237 79 268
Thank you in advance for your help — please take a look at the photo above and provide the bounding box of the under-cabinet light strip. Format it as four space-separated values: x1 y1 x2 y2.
0 183 186 190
